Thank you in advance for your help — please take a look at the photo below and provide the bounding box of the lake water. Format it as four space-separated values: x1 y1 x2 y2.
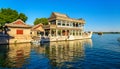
0 34 120 69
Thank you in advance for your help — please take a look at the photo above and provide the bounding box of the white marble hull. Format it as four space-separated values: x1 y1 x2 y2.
41 32 93 42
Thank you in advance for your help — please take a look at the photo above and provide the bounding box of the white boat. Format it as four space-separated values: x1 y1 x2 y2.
40 36 50 43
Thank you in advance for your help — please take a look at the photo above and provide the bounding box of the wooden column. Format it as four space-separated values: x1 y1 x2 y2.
78 30 79 36
56 20 58 25
75 23 76 27
61 20 63 26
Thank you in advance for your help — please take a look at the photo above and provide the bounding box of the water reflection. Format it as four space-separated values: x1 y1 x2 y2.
1 34 120 68
32 39 92 68
0 43 31 68
0 39 92 69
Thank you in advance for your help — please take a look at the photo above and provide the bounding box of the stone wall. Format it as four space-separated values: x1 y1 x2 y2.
0 34 32 44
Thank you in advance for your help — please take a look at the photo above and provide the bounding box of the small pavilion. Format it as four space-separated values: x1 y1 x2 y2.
31 23 45 37
5 19 32 43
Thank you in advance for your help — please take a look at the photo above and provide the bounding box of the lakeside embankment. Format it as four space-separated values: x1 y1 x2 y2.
93 32 120 34
0 34 32 44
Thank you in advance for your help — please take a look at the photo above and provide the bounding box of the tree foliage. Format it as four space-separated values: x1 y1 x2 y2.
0 8 28 26
18 13 28 22
34 18 48 25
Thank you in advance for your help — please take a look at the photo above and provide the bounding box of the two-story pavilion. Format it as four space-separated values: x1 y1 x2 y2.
43 12 92 41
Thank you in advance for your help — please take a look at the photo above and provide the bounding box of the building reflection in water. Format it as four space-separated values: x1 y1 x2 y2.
32 39 92 68
0 43 31 68
0 39 92 68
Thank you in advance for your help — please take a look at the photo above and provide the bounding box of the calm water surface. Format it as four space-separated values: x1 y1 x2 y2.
0 34 120 69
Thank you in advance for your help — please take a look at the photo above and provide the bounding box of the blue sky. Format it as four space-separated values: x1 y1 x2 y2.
0 0 120 32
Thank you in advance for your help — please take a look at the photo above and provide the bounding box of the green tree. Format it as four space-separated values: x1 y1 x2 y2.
18 13 28 22
34 18 48 25
0 8 28 26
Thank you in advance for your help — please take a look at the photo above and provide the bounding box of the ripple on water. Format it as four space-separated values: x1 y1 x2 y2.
0 34 120 69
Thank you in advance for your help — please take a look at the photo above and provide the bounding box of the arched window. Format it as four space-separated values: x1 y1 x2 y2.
57 20 61 25
62 21 65 26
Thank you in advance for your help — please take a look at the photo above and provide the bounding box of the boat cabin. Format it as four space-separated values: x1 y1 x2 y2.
43 12 92 41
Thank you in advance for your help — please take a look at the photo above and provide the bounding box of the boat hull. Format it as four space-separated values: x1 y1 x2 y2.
41 32 93 42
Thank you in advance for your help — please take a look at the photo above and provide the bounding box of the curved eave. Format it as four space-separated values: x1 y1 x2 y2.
31 29 44 32
48 17 85 24
6 25 32 28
